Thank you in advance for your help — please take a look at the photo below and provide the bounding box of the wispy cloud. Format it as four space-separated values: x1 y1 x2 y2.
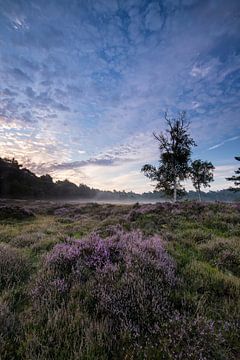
208 136 240 150
190 64 211 78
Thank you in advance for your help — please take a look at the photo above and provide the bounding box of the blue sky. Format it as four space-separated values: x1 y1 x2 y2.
0 0 239 192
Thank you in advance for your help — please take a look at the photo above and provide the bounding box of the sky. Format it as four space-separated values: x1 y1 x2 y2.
0 0 240 193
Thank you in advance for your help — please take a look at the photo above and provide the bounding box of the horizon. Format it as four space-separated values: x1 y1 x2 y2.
0 0 240 192
1 155 238 196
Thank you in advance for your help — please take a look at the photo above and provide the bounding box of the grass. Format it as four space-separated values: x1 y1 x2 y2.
0 200 239 359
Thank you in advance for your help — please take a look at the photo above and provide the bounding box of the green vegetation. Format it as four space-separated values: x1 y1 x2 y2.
190 159 214 201
0 200 239 359
1 157 239 202
227 155 240 192
142 111 196 202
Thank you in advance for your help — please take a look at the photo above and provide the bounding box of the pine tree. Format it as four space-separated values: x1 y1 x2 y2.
141 112 196 202
226 156 240 191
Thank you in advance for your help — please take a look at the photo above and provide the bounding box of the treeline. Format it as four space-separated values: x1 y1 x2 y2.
0 158 96 199
186 190 239 202
0 157 239 202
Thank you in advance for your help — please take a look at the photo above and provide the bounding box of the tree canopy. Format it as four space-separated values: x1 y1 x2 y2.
190 160 214 201
226 156 240 192
141 112 196 202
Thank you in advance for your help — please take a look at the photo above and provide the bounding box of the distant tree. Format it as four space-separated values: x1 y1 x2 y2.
79 184 96 198
40 174 53 183
11 158 22 169
141 111 196 202
39 174 55 197
226 156 240 191
3 157 22 169
190 160 214 201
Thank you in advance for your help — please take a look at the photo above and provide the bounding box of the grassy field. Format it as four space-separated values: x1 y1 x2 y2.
0 200 239 359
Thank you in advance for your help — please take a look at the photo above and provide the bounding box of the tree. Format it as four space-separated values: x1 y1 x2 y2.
141 111 196 202
226 156 240 191
190 160 214 201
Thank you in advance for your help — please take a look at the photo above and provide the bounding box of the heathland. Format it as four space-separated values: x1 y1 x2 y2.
0 200 239 359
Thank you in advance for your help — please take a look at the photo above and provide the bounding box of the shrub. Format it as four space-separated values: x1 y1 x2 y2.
147 313 227 359
43 230 176 284
0 244 30 291
0 301 22 360
0 206 35 220
11 232 45 248
29 229 178 356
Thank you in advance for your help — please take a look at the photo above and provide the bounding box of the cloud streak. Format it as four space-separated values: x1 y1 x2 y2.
208 136 240 150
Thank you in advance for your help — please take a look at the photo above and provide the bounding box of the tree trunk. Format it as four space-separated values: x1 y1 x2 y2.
198 186 201 202
173 180 177 203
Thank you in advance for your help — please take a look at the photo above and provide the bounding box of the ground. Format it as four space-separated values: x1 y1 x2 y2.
0 200 239 359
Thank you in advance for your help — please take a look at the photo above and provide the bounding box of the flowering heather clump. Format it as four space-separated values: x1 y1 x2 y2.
32 276 69 297
54 207 72 217
0 205 35 220
0 301 22 359
88 231 178 342
45 233 113 274
135 203 158 215
123 231 176 285
29 228 179 355
127 203 159 220
11 232 45 248
45 229 176 282
0 244 29 290
98 223 123 237
126 202 183 221
232 202 240 212
45 241 82 273
33 229 177 314
135 313 227 359
31 275 70 310
51 278 69 293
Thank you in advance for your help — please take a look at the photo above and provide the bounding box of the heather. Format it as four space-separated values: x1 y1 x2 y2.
0 243 30 291
0 200 239 359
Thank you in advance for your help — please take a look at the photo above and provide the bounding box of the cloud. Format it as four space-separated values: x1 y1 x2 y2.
11 16 29 31
1 88 17 97
208 136 240 150
144 2 165 32
26 140 143 174
43 157 126 172
190 64 211 77
0 117 71 171
25 87 35 98
10 68 32 82
0 0 239 192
